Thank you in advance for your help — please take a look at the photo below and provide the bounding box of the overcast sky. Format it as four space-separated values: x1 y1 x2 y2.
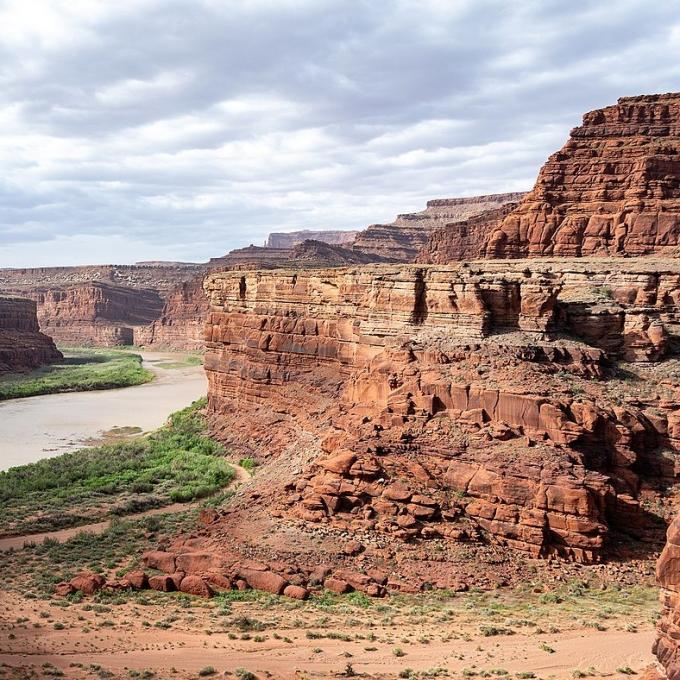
0 0 679 267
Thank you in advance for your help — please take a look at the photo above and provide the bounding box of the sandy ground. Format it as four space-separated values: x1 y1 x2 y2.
0 351 207 470
0 589 657 680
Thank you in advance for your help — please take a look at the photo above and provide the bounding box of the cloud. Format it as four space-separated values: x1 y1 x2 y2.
0 0 679 266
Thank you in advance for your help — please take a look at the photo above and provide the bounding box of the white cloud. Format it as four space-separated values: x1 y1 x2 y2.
0 0 679 267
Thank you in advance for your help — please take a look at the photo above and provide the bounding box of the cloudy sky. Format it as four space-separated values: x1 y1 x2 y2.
0 0 679 267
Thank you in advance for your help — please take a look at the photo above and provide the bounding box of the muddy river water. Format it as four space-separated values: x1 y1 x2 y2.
0 351 207 471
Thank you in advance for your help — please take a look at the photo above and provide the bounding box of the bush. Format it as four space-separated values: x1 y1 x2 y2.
0 398 235 534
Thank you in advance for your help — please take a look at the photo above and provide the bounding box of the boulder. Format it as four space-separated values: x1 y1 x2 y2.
179 575 214 598
283 585 310 600
70 571 105 595
142 550 177 573
239 568 288 595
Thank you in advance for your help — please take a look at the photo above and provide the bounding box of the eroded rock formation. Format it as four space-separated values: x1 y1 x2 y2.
202 260 680 568
0 296 62 372
136 277 209 350
656 514 680 679
0 263 205 349
265 230 358 249
353 193 526 261
421 93 680 262
29 282 165 346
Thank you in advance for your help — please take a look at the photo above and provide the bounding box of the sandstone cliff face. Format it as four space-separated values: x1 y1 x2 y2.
0 263 206 349
137 276 208 350
0 296 62 372
655 515 680 680
352 193 526 262
204 260 680 563
30 282 164 346
421 94 680 262
489 93 680 258
265 230 358 249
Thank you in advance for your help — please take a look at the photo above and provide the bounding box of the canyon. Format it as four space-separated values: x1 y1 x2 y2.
121 93 680 678
2 91 680 680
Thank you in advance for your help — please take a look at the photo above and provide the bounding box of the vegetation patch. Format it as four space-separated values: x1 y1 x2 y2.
0 348 153 400
0 510 199 596
0 398 234 536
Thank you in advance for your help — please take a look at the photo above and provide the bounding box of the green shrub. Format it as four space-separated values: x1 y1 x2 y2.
0 348 153 400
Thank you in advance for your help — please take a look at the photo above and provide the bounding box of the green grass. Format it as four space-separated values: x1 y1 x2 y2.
153 354 204 370
0 348 153 400
0 398 234 536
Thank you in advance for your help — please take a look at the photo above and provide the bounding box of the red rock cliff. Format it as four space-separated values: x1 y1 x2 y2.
203 260 680 564
0 296 62 372
655 514 680 679
29 282 164 347
421 93 680 262
353 193 526 262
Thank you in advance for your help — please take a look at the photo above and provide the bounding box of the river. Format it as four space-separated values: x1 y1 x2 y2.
0 351 207 471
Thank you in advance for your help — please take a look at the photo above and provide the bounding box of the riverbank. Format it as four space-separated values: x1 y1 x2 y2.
0 398 233 537
0 347 154 400
0 350 207 470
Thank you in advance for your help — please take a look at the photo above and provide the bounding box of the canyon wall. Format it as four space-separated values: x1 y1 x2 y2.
265 230 358 249
136 277 208 350
0 296 62 372
353 192 526 261
420 93 680 262
656 514 680 680
27 282 165 347
203 260 680 564
0 262 206 349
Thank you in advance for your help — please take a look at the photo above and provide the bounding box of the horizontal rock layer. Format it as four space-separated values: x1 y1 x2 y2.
0 296 62 372
352 192 526 262
204 260 680 562
420 93 680 262
26 282 165 347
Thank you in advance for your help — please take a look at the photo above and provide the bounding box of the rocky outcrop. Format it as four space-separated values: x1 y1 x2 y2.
486 94 680 258
418 203 520 263
28 282 165 347
0 296 62 372
421 93 680 262
655 514 680 679
136 276 208 350
353 193 526 262
290 240 394 266
208 245 294 269
203 259 680 565
265 230 358 249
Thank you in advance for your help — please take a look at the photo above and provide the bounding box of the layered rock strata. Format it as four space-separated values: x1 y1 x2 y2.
420 93 680 262
353 192 526 261
203 260 680 565
655 514 680 680
136 277 208 350
0 296 62 372
265 230 358 249
29 282 165 346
